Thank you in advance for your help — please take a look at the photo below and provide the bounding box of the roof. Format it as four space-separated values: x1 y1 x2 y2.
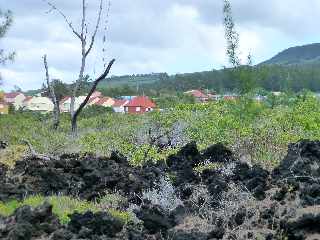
95 97 113 106
91 91 102 97
185 90 208 98
60 96 71 104
112 99 128 107
23 96 33 103
88 97 99 104
5 92 23 99
124 96 156 108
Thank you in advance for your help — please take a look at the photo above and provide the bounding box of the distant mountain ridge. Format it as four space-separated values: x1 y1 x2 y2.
24 43 320 95
261 43 320 65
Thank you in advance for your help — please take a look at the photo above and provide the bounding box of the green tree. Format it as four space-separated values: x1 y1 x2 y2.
42 79 71 102
223 0 255 94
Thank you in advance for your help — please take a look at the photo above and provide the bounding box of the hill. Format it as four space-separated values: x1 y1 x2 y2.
24 43 320 96
261 43 320 65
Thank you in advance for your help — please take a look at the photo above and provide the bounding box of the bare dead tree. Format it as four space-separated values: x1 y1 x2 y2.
43 0 115 135
71 58 115 134
43 54 60 129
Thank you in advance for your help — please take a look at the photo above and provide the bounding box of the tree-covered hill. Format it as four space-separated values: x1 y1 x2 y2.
24 43 320 96
261 43 320 65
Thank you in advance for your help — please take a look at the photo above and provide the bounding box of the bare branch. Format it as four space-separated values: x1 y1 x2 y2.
43 54 60 129
71 59 115 134
81 0 86 38
42 0 82 40
85 0 103 57
21 139 59 161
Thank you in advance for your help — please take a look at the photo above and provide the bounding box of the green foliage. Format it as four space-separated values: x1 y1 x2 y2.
2 93 320 169
80 105 114 119
42 79 71 102
223 0 240 67
0 195 131 225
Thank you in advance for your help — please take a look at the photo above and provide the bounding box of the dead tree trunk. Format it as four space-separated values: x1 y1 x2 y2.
71 59 115 136
43 54 60 129
44 0 110 135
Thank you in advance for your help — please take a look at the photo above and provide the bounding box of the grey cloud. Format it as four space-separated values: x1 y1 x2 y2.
2 0 320 91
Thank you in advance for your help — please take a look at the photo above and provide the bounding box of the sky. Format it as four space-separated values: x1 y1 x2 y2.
1 0 320 91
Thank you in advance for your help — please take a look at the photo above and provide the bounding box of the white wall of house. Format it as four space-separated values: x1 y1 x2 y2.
60 96 87 112
24 97 54 112
113 106 125 113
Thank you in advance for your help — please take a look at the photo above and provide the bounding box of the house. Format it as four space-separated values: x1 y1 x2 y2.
272 91 282 96
124 96 156 114
60 96 87 112
0 92 8 115
112 99 128 113
94 97 115 107
22 96 33 109
23 97 54 112
4 92 26 109
59 96 71 112
88 97 101 106
0 101 8 114
91 91 102 99
223 94 239 101
207 93 220 101
184 90 209 102
120 96 136 101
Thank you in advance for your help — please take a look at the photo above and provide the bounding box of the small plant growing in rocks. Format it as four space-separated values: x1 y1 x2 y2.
142 177 183 212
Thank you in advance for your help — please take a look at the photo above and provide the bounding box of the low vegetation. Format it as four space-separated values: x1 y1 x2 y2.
1 92 320 169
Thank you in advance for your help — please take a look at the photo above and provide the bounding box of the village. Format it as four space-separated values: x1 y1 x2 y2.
0 89 251 115
0 91 158 115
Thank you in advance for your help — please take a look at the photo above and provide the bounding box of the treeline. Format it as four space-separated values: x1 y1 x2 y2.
141 64 320 93
36 63 320 100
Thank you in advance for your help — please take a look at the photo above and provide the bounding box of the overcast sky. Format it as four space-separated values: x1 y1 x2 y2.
1 0 320 91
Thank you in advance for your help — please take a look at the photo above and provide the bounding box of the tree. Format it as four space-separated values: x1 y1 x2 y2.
44 0 115 135
0 9 15 84
42 79 70 102
223 0 255 94
43 55 60 129
223 0 240 68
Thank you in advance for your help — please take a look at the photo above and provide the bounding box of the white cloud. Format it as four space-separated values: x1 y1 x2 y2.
2 0 320 91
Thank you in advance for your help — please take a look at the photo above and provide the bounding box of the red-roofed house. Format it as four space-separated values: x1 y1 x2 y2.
60 96 71 112
94 97 115 107
88 97 101 106
124 96 156 114
184 90 209 102
112 99 128 113
4 92 26 109
91 91 102 99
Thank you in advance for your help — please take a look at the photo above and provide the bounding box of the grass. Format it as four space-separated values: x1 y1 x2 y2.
0 195 132 225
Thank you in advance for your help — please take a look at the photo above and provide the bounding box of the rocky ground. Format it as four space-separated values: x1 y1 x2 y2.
1 140 320 239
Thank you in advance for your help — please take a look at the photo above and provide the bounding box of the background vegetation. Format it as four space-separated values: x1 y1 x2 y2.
2 91 320 170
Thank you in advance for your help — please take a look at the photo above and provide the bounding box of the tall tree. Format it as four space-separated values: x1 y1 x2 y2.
223 0 240 68
223 0 255 94
44 0 115 135
0 9 15 84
